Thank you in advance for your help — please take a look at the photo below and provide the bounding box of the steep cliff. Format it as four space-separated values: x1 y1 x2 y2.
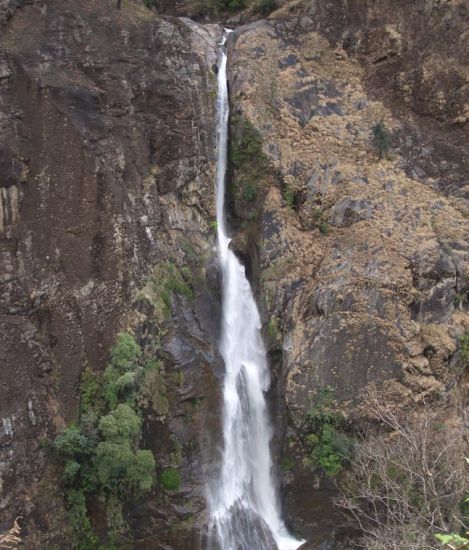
0 0 467 548
0 0 223 547
227 1 468 545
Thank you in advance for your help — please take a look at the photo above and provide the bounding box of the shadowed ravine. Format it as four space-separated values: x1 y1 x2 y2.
206 31 303 550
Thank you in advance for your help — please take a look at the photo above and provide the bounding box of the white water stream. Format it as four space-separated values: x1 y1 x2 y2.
207 32 303 550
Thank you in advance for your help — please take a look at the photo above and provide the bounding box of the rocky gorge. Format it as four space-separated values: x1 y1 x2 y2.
0 0 468 548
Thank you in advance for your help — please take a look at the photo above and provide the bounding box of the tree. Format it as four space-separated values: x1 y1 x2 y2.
98 404 141 444
337 397 468 549
371 121 392 160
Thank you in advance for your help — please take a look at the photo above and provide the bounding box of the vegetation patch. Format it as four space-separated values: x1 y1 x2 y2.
303 387 353 477
371 121 392 160
161 468 181 492
138 262 195 321
51 333 163 548
188 0 247 16
281 457 295 472
338 394 468 550
460 332 469 364
311 207 330 235
230 114 272 216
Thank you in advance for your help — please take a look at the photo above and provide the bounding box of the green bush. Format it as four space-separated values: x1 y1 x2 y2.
460 333 469 364
161 468 181 491
139 263 194 321
281 457 294 471
371 121 392 159
110 333 141 373
229 115 275 218
230 117 267 171
95 442 155 499
53 425 94 463
436 533 469 548
242 182 258 202
284 185 295 209
52 332 158 546
319 220 330 235
80 366 104 420
99 404 141 444
312 207 330 235
66 489 98 549
311 423 352 477
130 450 157 495
215 0 246 11
304 388 353 477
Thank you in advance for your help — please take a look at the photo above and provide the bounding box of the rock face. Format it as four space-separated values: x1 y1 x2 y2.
0 0 222 547
0 0 468 548
227 3 468 545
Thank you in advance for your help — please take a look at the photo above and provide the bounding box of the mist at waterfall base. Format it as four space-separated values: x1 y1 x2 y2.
206 32 303 550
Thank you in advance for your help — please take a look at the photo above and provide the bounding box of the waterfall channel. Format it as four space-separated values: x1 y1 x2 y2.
207 31 303 550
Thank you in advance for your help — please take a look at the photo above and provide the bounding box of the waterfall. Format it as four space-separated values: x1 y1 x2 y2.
207 31 303 550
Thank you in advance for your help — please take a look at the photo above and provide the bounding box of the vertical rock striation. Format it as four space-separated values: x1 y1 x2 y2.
0 0 223 546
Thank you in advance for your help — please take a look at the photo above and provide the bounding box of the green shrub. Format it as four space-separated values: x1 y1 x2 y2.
217 0 246 11
161 468 181 491
80 366 104 420
189 0 247 16
114 371 139 405
230 117 267 171
281 457 294 471
110 333 141 373
130 450 157 495
140 263 194 320
311 423 353 477
312 207 330 235
460 333 469 364
95 442 155 499
230 115 273 217
242 182 258 202
371 121 392 159
99 404 141 444
105 495 127 544
102 366 119 411
63 460 81 485
436 533 469 548
66 490 98 549
53 425 94 463
304 388 353 477
267 316 280 339
319 220 330 235
284 185 295 208
52 332 158 546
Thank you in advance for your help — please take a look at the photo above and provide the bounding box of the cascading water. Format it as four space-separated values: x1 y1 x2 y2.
207 31 303 550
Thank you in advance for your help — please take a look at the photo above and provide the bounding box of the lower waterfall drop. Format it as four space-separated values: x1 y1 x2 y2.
207 31 303 550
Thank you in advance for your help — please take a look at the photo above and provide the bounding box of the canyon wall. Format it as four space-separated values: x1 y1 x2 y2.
0 0 467 547
227 1 468 544
0 1 223 547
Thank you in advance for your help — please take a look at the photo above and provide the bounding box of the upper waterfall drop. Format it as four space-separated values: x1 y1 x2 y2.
207 30 303 550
